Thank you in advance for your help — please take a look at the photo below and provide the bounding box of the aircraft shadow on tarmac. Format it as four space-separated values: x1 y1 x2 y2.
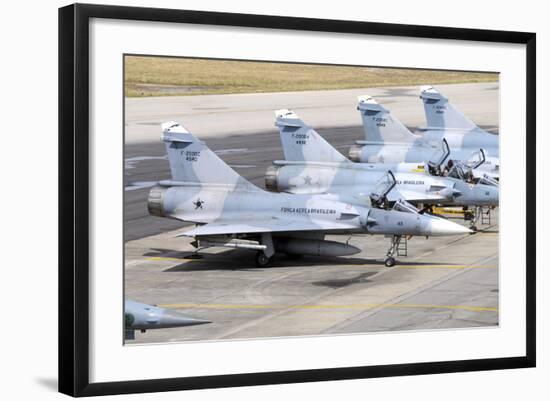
143 248 455 272
312 272 378 289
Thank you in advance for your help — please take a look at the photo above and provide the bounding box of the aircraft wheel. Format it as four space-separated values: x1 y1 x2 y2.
255 251 272 267
384 257 396 267
470 225 477 232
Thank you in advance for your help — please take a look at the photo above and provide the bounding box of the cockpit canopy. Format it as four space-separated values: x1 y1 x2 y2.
392 199 420 214
370 171 396 208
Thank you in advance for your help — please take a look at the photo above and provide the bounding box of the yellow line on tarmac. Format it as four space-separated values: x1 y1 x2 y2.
396 264 497 269
159 303 498 313
385 304 498 312
161 303 273 309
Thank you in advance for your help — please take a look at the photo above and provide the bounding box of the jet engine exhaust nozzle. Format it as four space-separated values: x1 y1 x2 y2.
265 165 281 192
348 144 363 162
148 186 168 217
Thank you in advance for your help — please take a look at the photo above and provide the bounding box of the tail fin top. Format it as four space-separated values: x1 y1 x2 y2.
162 122 259 190
419 86 447 101
357 95 388 113
419 86 477 130
161 121 195 145
357 95 417 143
275 109 349 163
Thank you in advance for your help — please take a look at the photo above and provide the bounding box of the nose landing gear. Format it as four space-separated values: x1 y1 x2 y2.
465 206 491 232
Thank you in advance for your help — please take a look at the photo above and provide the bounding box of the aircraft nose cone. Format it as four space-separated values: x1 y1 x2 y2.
488 187 499 202
426 217 472 236
160 310 211 328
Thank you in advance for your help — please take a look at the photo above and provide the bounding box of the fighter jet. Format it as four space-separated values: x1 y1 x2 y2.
269 110 498 211
349 88 499 179
125 299 210 340
147 121 470 267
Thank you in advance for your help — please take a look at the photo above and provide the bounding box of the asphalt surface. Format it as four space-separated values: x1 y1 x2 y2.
124 82 499 343
125 81 499 143
125 216 499 343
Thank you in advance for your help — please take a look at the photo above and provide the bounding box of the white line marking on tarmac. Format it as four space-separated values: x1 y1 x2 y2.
125 181 158 191
214 148 248 155
125 155 167 169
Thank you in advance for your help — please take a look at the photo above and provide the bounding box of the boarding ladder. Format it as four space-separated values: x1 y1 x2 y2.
481 207 492 226
397 236 408 257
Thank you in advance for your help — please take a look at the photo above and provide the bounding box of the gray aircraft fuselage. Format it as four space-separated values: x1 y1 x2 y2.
266 162 498 207
149 182 470 238
350 130 499 164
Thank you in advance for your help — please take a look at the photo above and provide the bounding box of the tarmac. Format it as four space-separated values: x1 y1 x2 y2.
124 82 499 343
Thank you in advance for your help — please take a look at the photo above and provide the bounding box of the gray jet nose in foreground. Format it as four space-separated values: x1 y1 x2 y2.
422 215 473 236
125 299 211 330
155 309 211 329
367 207 472 237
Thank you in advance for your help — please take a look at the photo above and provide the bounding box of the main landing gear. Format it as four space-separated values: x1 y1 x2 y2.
255 233 275 267
255 251 273 267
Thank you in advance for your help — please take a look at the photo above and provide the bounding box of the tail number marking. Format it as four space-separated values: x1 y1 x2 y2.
433 105 447 114
292 133 309 145
184 150 201 162
373 117 387 127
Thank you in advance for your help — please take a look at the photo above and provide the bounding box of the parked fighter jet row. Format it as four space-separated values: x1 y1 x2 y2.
146 86 499 269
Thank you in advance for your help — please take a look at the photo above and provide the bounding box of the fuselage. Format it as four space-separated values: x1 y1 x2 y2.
421 127 499 152
152 183 367 228
148 183 469 237
265 162 498 207
266 163 454 204
350 128 499 164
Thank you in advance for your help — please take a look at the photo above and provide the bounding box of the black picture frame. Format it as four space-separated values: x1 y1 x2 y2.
58 3 536 397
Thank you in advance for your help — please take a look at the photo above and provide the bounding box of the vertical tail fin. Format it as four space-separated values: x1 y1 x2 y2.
275 109 349 163
162 122 259 189
419 86 477 130
357 96 417 143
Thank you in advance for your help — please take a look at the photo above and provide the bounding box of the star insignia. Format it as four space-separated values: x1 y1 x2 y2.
193 199 205 210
